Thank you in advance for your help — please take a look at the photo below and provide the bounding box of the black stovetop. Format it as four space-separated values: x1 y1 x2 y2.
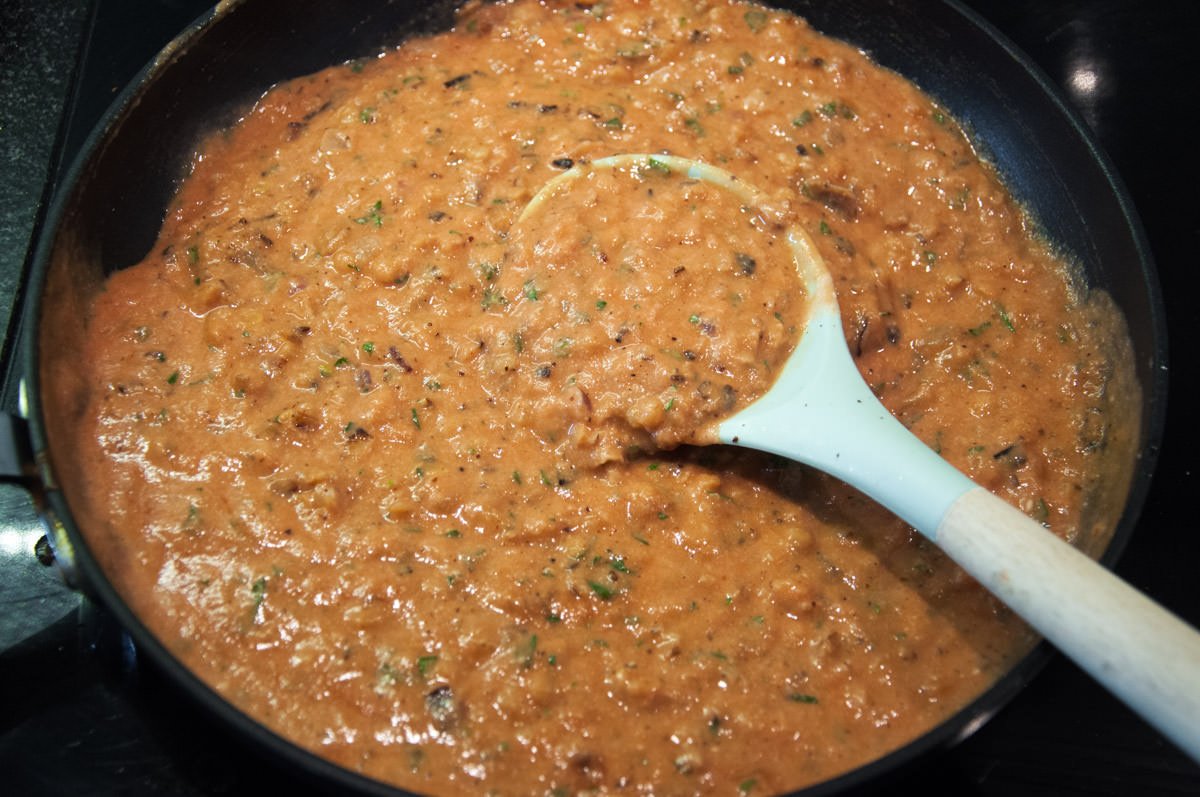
1 1 1197 795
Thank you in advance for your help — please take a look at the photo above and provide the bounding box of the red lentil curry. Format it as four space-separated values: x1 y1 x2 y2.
69 0 1139 794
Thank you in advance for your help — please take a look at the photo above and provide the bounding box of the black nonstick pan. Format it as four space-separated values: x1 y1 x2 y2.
6 0 1169 794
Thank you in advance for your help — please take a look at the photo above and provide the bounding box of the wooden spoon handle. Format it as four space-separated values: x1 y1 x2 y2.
937 487 1200 761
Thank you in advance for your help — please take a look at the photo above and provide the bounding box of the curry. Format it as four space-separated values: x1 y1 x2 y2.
69 0 1137 794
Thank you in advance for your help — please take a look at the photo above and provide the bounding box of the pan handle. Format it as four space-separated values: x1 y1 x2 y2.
0 411 36 485
1 382 80 588
0 405 33 480
0 375 39 485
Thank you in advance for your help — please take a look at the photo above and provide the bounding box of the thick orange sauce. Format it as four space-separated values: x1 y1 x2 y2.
70 1 1137 794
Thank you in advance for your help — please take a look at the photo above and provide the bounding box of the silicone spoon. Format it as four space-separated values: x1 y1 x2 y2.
522 153 1200 761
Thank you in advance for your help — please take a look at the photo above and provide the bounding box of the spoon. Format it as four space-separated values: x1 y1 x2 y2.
519 153 1200 761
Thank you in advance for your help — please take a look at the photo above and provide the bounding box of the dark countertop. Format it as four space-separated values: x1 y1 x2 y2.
1 1 1197 795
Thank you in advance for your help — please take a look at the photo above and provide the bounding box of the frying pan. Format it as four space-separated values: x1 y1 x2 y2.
7 0 1167 794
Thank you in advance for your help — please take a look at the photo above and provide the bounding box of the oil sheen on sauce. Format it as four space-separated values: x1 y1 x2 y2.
71 1 1139 794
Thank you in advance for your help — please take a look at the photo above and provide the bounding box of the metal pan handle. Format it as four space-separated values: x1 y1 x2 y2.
1 381 79 588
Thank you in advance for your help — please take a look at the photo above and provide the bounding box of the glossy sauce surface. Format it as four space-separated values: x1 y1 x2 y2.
70 1 1137 793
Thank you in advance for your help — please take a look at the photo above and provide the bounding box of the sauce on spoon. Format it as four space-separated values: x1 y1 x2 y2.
502 154 806 462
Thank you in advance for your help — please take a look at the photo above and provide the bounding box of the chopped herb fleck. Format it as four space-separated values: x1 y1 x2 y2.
995 301 1016 332
588 580 615 600
353 200 384 227
482 287 507 309
743 9 768 32
250 577 267 610
417 655 438 678
646 157 672 176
